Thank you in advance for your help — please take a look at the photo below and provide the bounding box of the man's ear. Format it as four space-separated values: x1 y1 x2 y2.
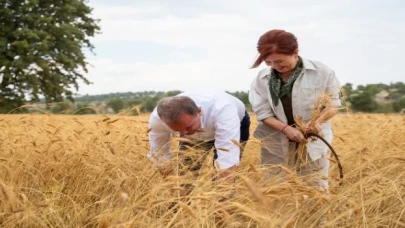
197 107 202 114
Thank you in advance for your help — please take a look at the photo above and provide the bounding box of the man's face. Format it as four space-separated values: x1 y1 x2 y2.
165 110 201 135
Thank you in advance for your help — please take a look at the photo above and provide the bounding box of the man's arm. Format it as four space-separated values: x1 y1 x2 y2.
147 113 173 178
216 165 237 182
213 105 242 184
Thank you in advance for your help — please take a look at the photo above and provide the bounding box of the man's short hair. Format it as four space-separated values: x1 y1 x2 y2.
157 96 199 125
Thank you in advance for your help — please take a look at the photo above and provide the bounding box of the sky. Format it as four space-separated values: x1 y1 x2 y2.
78 0 405 95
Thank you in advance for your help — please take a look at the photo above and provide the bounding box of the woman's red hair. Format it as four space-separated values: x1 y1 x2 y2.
251 29 298 68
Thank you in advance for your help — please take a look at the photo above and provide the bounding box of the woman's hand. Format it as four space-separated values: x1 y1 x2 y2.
283 126 307 142
261 117 307 143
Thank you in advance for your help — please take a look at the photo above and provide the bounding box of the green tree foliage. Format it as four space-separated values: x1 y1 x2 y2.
140 99 155 113
7 81 405 115
376 103 395 113
340 83 353 109
391 82 405 93
44 83 405 115
50 101 73 114
165 90 182 97
0 0 100 113
75 91 163 103
364 84 382 96
75 103 96 114
126 99 142 107
357 85 365 91
349 91 379 112
393 97 405 112
227 90 251 111
106 98 125 113
341 83 353 97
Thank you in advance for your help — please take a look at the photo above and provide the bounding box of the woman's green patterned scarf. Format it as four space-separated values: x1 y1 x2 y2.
268 57 303 106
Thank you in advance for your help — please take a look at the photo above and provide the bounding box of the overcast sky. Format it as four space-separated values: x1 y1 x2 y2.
79 0 405 95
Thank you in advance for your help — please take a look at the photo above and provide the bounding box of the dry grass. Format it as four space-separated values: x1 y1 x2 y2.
0 113 404 227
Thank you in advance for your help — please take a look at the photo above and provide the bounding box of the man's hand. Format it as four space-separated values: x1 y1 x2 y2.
283 126 307 143
216 165 237 202
217 165 237 184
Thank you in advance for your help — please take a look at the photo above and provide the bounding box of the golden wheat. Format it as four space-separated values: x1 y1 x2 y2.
0 113 404 227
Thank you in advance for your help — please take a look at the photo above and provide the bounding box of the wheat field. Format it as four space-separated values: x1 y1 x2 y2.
0 113 404 227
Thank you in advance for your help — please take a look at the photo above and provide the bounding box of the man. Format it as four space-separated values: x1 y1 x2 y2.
147 90 250 187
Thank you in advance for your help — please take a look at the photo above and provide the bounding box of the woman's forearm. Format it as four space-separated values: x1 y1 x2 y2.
261 116 288 131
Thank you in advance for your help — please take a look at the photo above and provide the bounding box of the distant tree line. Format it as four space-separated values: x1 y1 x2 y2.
44 90 250 115
3 82 405 115
342 82 405 113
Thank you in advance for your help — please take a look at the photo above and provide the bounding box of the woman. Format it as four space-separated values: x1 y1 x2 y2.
249 29 341 190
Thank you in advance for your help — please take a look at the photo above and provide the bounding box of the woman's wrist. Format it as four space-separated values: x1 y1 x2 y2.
281 124 289 134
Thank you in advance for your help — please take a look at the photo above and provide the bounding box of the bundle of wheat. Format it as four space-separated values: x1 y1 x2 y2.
293 93 340 172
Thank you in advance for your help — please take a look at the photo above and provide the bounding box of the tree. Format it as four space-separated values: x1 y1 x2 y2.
357 85 365 91
141 99 157 113
126 99 142 107
387 91 403 100
390 82 405 93
364 84 382 96
165 90 182 97
75 102 97 115
341 83 353 97
141 94 165 113
0 0 100 113
349 91 379 112
393 97 405 112
376 103 395 113
50 101 73 114
227 90 251 111
107 98 125 113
